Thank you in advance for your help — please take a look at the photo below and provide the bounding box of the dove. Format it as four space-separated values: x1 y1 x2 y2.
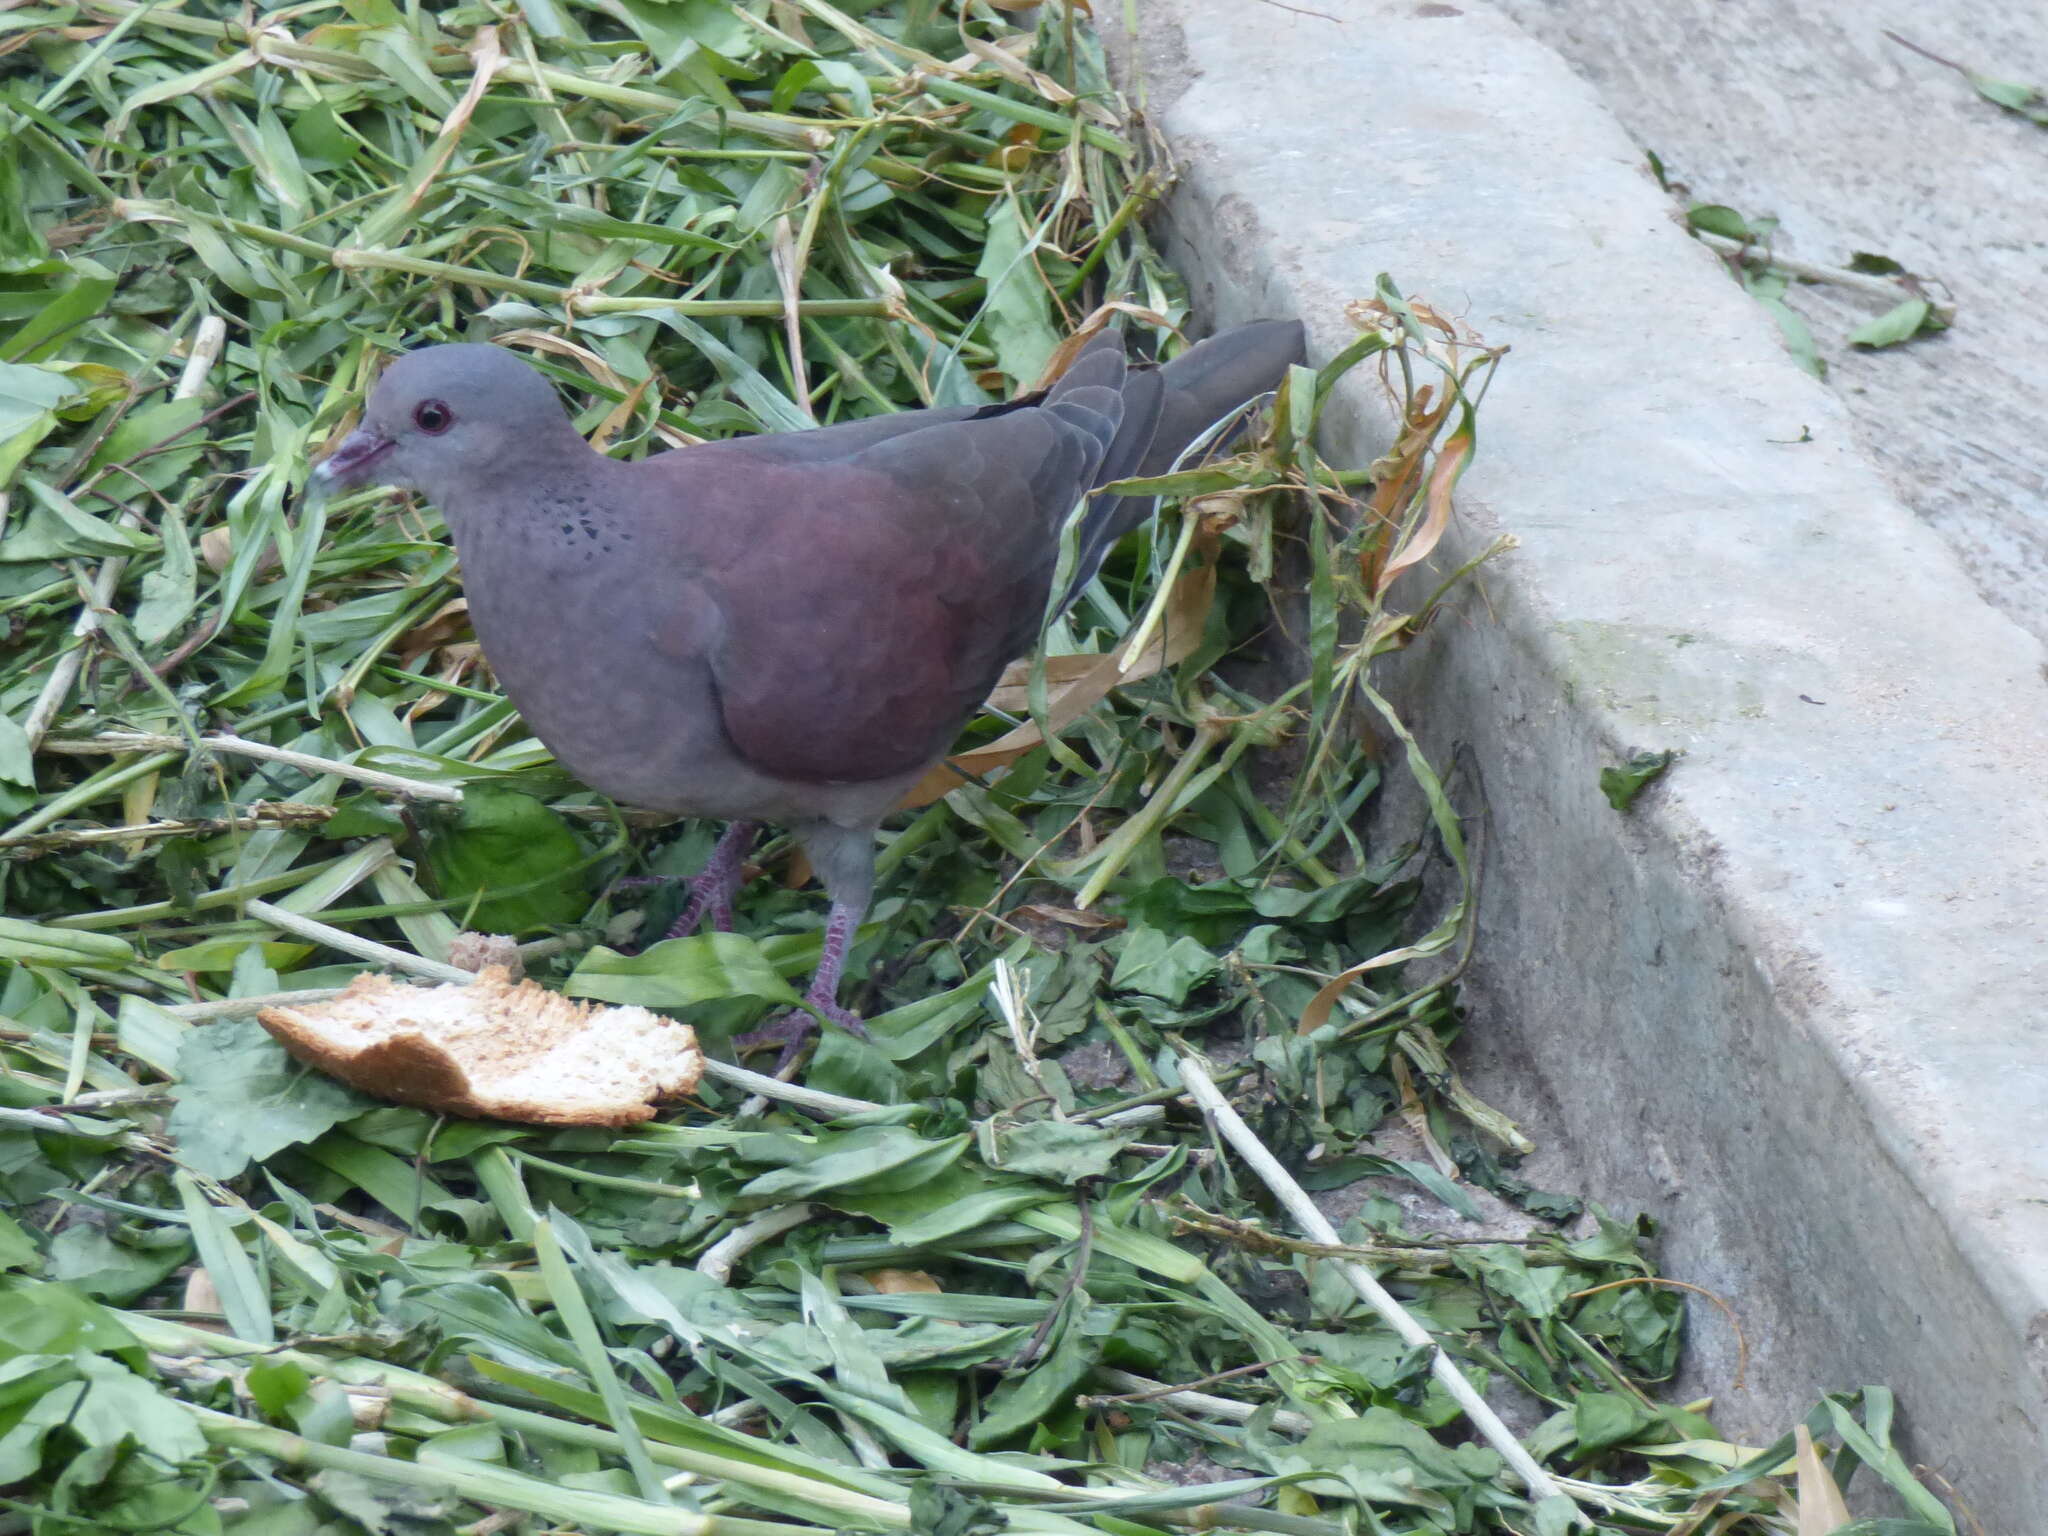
315 320 1305 1057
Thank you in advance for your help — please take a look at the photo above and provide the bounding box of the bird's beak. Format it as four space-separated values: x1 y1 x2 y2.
310 426 395 498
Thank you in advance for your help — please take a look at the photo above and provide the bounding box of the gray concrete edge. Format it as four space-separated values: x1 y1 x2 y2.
1105 0 2048 1521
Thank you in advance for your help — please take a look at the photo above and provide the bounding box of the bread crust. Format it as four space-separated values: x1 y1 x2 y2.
258 967 702 1127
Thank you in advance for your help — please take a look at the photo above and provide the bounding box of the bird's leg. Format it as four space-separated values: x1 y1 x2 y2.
662 821 757 939
734 896 871 1071
798 898 868 1034
734 819 877 1071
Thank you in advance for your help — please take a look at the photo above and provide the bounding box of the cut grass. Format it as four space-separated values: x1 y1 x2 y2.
0 2 1944 1534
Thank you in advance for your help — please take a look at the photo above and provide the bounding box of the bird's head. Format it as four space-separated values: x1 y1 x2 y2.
312 343 582 508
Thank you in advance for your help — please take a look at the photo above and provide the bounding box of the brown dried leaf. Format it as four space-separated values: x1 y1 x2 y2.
1376 423 1471 595
199 525 283 578
397 599 473 669
1030 300 1179 394
983 653 1106 715
1793 1425 1853 1535
589 373 654 451
1011 903 1124 931
866 1268 943 1294
405 26 505 215
182 1266 223 1316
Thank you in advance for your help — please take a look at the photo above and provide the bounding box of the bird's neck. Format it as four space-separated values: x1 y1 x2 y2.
431 435 621 556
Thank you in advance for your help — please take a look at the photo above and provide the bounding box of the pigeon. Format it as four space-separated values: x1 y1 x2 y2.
314 319 1305 1056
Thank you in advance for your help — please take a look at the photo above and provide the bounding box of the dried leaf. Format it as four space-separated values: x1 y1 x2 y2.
1793 1425 1852 1535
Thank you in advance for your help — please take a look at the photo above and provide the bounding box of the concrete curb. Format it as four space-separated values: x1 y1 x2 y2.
1107 0 2048 1520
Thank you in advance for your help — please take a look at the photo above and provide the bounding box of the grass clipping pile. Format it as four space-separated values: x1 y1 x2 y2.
0 2 1960 1535
259 970 702 1126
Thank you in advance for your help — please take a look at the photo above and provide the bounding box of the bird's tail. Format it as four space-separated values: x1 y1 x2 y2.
1059 319 1306 611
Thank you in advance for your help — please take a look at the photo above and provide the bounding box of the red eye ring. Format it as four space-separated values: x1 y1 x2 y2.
414 399 454 434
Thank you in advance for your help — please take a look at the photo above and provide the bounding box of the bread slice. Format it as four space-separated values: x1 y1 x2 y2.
258 967 702 1126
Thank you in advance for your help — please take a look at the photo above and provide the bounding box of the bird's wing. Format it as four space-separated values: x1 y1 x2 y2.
676 375 1123 785
1063 319 1305 606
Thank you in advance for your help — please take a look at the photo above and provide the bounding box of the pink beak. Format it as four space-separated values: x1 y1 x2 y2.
311 427 395 494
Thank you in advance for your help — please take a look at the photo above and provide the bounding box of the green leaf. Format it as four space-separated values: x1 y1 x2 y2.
50 1435 222 1533
974 190 1058 390
1108 925 1220 1004
1967 71 2048 124
132 501 198 645
567 931 800 1009
424 785 590 933
968 1314 1096 1448
2 473 157 559
175 1171 274 1344
245 1357 312 1417
4 260 116 363
1848 298 1941 349
0 1211 36 1272
324 792 410 840
0 706 33 789
741 1128 968 1201
770 59 874 118
0 360 79 487
48 1224 189 1303
991 1119 1134 1183
0 133 50 271
303 1132 455 1228
0 915 134 967
1269 1407 1502 1512
0 1277 143 1363
1600 748 1675 811
1742 268 1826 380
166 1015 372 1179
908 1481 1006 1536
1574 1389 1657 1452
1457 1244 1574 1319
0 1352 203 1485
1686 203 1754 241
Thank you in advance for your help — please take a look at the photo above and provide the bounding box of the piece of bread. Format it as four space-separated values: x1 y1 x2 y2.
258 967 702 1126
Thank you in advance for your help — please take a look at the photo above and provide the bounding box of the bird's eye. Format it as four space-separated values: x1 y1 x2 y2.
414 400 453 434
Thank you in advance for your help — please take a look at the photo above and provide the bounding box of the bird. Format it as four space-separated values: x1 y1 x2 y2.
313 319 1306 1058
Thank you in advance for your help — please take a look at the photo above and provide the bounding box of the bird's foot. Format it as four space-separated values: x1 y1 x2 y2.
734 994 867 1076
662 871 738 940
615 823 757 946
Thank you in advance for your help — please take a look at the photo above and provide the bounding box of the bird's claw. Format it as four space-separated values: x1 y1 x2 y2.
734 998 867 1076
664 872 737 940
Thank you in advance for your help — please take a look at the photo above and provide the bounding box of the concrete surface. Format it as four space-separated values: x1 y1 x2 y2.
1105 0 2048 1524
1488 0 2048 650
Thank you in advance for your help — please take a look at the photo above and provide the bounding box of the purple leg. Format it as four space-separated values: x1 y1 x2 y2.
734 897 868 1071
663 822 757 939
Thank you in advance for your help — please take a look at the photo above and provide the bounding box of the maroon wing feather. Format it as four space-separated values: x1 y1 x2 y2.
680 392 1118 784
